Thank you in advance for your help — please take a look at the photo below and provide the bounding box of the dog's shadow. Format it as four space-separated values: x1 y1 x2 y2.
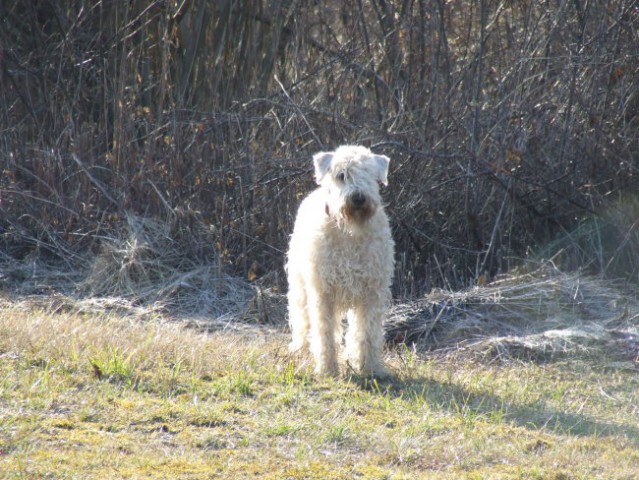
349 368 639 445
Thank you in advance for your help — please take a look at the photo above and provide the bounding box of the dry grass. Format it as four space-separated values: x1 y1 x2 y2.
387 264 639 363
0 209 284 331
6 249 639 364
79 212 258 321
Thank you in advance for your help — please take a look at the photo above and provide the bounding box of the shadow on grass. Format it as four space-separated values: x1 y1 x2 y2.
352 372 639 445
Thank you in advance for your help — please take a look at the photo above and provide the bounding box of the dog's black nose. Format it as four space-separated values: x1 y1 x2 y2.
351 192 366 208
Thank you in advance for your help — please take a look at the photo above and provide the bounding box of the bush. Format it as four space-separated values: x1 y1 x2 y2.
1 1 638 294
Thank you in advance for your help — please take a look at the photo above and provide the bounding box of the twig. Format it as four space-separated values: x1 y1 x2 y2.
72 154 120 208
273 75 322 148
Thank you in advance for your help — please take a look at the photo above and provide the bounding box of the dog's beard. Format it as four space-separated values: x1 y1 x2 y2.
342 205 374 224
325 192 378 232
341 197 376 224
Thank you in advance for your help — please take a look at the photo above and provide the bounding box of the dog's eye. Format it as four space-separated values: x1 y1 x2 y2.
336 172 345 183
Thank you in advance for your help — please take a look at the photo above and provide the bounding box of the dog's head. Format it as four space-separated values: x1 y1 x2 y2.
313 145 390 226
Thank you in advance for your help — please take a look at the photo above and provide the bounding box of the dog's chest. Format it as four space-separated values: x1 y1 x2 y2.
318 225 391 287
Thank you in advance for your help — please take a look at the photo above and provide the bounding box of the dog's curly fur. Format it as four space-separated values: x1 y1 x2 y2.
286 145 394 377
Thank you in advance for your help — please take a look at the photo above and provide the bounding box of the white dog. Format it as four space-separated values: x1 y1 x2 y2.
286 145 394 377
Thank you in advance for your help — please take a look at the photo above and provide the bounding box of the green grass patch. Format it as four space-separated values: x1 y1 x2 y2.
1 304 638 479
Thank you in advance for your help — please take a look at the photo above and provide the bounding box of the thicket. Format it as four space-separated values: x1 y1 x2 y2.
2 0 639 299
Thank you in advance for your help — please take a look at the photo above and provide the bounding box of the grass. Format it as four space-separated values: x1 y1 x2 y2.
1 302 639 479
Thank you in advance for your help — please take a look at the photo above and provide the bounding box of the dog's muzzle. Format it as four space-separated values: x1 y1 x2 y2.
343 191 375 223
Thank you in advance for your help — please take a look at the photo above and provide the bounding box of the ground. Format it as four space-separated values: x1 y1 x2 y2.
1 301 638 479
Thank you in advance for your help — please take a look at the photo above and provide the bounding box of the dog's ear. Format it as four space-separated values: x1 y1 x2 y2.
313 151 333 184
373 154 390 186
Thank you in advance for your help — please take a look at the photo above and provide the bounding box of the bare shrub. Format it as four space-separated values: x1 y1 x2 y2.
1 0 638 300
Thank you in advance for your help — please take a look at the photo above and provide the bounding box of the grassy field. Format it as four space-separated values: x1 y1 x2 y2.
1 300 638 479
